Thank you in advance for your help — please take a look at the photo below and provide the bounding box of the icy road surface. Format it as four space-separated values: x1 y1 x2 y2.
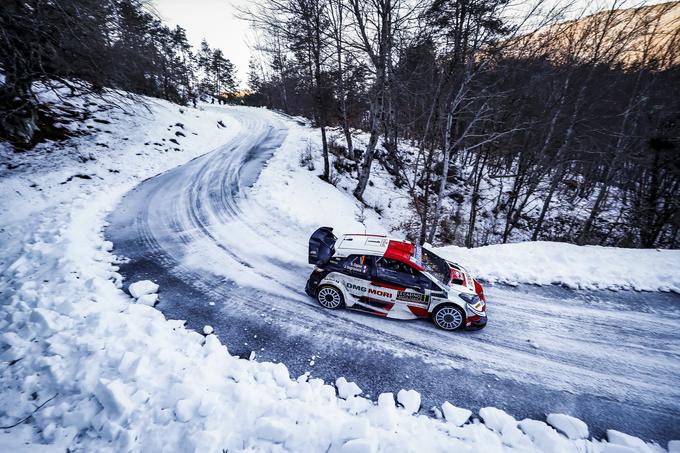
106 107 680 444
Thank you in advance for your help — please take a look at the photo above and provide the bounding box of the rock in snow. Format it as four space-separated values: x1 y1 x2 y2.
397 389 421 414
547 413 589 439
128 280 159 299
441 401 472 426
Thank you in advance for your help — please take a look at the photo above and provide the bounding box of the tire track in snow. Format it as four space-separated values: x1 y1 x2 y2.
107 106 680 444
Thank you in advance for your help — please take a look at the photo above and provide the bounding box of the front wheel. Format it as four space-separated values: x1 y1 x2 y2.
316 285 344 309
432 304 465 331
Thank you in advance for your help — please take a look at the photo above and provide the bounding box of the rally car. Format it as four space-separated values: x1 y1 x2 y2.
305 227 487 331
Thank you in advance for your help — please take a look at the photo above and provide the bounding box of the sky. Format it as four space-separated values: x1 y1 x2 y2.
152 0 668 90
152 0 254 88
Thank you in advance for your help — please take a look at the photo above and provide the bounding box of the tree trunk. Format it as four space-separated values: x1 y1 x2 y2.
354 68 386 200
532 164 564 241
466 152 487 247
578 181 610 245
418 144 436 244
531 72 591 241
334 2 354 160
320 125 330 181
426 110 454 244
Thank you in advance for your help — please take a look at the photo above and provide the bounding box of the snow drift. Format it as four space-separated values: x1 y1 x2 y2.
436 241 680 292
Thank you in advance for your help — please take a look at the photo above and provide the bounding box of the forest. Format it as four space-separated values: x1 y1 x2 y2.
244 0 680 249
0 0 237 146
1 0 678 249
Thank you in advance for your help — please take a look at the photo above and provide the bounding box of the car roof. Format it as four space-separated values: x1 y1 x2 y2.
335 234 424 271
335 234 391 255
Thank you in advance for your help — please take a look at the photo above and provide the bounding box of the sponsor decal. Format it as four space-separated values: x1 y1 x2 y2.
344 255 368 274
367 287 393 299
345 263 367 273
414 243 423 266
396 291 429 304
346 282 367 293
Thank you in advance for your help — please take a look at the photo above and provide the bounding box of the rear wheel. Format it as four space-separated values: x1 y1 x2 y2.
316 285 344 309
432 304 465 331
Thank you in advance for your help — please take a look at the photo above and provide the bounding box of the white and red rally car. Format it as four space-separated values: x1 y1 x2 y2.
306 227 487 331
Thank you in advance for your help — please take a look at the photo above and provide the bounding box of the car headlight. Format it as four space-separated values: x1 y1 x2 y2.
458 293 479 304
459 293 485 315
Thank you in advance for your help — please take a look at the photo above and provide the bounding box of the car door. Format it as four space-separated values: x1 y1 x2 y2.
370 257 431 317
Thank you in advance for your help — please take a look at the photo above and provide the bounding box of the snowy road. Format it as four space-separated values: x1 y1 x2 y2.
106 107 680 444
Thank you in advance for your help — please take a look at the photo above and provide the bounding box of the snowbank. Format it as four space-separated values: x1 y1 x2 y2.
436 241 680 292
1 96 675 451
251 125 387 238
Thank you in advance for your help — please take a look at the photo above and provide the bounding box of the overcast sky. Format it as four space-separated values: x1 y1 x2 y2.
152 0 666 90
152 0 253 87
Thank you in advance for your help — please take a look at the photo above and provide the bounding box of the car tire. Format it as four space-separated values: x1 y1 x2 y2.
316 285 344 309
431 304 465 331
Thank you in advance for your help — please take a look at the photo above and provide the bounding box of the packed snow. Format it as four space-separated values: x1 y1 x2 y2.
441 402 472 427
128 280 159 299
336 377 363 400
547 413 590 440
396 389 422 415
1 91 676 451
435 241 680 292
136 293 159 306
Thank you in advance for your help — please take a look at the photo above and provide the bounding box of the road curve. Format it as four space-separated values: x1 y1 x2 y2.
106 106 680 445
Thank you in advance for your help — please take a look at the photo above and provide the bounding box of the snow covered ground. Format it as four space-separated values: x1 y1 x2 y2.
1 92 678 451
436 241 680 292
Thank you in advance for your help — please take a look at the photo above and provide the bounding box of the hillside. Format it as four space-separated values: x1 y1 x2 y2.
514 1 680 66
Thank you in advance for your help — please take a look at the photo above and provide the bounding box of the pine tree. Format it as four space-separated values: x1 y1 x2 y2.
211 49 237 96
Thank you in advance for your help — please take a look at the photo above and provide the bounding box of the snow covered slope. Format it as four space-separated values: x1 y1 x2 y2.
0 89 242 272
1 94 676 451
436 241 680 292
257 125 680 294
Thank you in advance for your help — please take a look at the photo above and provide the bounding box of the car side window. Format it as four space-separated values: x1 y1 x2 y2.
375 257 419 287
343 255 370 277
415 273 433 292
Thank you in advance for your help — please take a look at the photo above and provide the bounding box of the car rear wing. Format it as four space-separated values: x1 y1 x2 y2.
308 227 337 265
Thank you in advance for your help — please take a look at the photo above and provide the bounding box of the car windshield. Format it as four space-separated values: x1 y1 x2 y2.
416 246 451 285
